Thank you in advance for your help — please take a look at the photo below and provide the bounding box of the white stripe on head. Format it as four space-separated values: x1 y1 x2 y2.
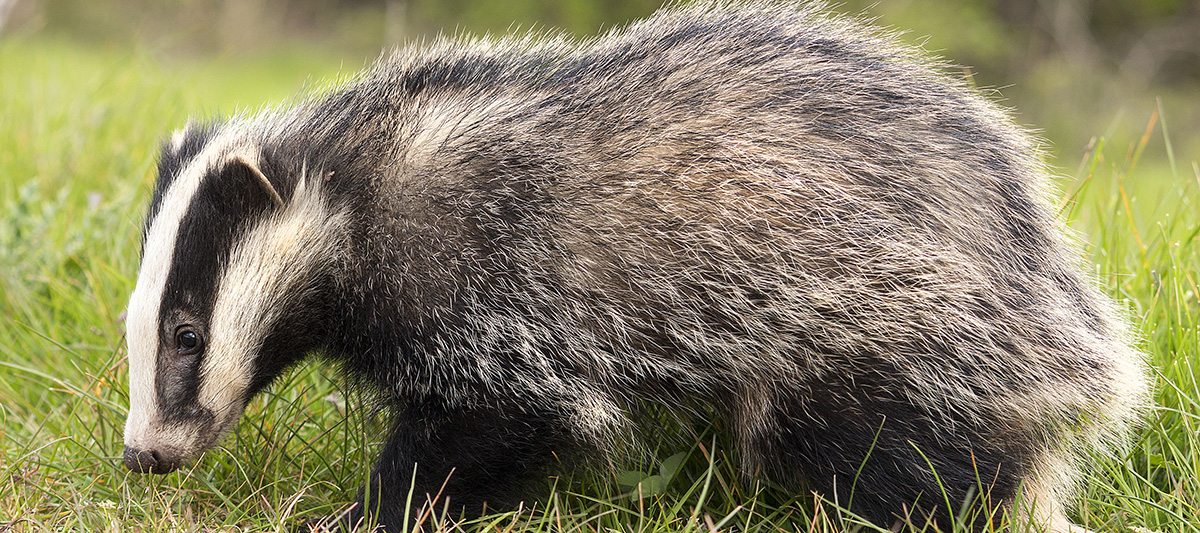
124 128 243 448
198 167 347 439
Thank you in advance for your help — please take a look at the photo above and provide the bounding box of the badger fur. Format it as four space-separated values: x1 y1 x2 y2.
121 2 1148 531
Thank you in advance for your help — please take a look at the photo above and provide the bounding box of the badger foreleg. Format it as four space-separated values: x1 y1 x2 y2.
335 398 572 531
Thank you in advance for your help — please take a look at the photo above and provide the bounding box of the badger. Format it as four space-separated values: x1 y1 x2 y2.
121 2 1148 531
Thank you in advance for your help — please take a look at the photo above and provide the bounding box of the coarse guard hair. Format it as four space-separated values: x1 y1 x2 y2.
122 2 1148 532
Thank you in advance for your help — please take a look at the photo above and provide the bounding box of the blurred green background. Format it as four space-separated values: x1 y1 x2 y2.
3 0 1198 168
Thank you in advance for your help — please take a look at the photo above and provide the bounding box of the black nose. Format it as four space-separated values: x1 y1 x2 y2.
123 446 178 474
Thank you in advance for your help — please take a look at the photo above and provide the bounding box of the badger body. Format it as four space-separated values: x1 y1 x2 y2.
122 3 1147 531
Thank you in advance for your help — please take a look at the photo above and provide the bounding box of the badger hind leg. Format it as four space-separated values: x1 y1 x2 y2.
741 383 1040 533
344 398 575 532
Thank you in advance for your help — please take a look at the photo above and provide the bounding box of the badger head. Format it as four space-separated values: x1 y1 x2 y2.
123 123 345 474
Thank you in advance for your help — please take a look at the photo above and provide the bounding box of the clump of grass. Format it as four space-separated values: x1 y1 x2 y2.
0 38 1196 532
1065 104 1200 532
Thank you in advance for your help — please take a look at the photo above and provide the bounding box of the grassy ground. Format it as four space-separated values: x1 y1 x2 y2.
0 38 1197 532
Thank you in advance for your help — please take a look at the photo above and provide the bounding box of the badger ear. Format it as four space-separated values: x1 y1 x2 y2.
225 151 284 209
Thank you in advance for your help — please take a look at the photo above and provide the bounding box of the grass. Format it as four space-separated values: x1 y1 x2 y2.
1 37 1197 532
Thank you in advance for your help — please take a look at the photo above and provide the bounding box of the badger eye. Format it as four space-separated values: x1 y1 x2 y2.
175 327 203 356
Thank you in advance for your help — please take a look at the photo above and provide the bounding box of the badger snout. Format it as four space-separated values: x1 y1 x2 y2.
123 445 181 474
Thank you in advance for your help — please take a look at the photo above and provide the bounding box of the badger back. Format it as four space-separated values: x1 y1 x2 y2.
123 121 347 474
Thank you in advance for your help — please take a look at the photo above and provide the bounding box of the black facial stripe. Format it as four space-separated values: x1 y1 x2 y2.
155 151 279 424
143 122 222 253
